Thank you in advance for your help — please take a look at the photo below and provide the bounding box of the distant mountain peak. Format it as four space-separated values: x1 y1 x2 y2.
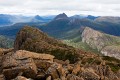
34 15 43 20
54 13 68 20
86 15 99 20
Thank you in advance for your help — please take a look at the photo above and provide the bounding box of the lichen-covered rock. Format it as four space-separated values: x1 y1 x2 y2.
0 48 13 55
46 63 65 79
67 74 84 80
79 68 100 80
72 63 80 75
2 52 37 79
0 48 14 72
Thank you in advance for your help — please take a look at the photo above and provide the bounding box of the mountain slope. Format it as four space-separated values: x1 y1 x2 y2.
0 35 13 48
63 27 120 60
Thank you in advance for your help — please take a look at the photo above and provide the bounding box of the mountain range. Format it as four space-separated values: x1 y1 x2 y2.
0 14 55 27
1 13 120 38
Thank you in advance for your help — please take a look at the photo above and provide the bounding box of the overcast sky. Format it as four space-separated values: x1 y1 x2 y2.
0 0 120 16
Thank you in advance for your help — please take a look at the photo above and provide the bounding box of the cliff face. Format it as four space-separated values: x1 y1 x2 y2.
81 27 105 51
81 27 120 59
14 26 80 63
101 46 120 60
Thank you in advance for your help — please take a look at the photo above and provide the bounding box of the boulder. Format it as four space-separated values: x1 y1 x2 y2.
2 57 37 79
0 48 14 73
0 48 13 55
72 64 80 75
0 74 5 80
2 51 37 79
67 74 84 80
13 50 54 71
46 63 65 79
79 68 100 80
11 76 29 80
46 76 52 80
1 50 55 79
12 50 54 61
96 65 119 80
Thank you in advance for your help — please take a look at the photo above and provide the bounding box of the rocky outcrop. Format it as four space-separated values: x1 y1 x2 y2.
0 48 14 55
2 50 55 79
1 50 70 80
0 48 13 73
0 49 78 80
14 26 80 63
0 48 119 80
79 68 100 80
2 51 38 79
67 74 84 80
0 74 5 80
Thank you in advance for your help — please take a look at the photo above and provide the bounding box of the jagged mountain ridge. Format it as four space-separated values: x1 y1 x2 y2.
40 13 120 38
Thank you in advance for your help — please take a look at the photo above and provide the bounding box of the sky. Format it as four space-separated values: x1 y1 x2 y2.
0 0 120 16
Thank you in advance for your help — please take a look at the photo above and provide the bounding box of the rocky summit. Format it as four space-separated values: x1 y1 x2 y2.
14 26 80 63
0 26 119 80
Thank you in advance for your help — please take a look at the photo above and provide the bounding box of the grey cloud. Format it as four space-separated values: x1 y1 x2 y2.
0 0 120 16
